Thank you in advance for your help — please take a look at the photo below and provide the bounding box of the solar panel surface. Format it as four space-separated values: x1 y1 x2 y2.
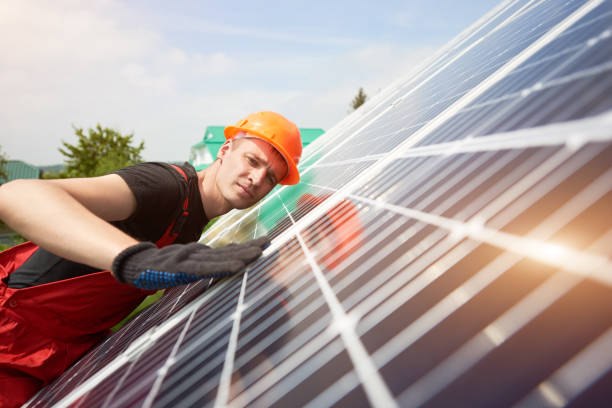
25 0 612 406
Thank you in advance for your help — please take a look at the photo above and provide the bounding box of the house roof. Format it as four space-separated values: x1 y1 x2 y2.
3 160 40 182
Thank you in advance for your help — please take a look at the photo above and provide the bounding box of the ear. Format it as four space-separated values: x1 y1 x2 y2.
217 140 232 160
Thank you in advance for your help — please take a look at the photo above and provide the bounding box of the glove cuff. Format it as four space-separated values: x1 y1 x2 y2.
112 242 157 284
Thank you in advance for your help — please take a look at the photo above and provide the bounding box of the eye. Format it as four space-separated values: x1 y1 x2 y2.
267 174 276 185
247 156 258 166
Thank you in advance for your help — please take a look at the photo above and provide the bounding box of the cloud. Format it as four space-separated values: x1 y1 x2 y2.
0 0 435 166
388 12 416 28
190 52 236 77
120 63 175 91
155 14 359 47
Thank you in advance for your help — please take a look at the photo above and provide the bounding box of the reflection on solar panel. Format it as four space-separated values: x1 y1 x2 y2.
26 0 612 406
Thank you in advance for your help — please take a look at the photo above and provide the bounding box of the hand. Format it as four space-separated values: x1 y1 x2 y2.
112 237 270 289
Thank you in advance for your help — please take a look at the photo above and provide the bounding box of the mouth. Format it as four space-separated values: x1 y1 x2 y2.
237 183 254 199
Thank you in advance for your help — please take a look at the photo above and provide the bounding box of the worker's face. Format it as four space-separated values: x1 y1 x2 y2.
216 137 288 209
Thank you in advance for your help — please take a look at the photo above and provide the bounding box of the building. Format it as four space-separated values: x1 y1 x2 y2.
2 160 40 182
189 126 325 171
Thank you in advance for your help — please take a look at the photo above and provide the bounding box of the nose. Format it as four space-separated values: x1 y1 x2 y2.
249 167 267 186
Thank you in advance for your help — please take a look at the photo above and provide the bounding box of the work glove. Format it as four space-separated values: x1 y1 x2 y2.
112 237 269 290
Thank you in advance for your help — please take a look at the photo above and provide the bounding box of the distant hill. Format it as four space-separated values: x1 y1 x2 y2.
38 164 65 175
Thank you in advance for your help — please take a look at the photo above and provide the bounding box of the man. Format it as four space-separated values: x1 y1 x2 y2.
0 111 302 407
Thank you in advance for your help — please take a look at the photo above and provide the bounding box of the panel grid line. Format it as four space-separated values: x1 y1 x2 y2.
280 198 399 408
50 277 236 408
339 28 612 154
258 0 604 260
517 326 612 407
143 307 197 408
356 147 608 334
398 230 612 406
311 49 612 169
347 177 612 286
369 169 612 368
214 270 250 408
306 227 611 408
304 140 607 334
200 0 557 246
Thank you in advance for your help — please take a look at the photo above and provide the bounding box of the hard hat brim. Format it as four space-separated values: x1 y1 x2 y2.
224 126 300 185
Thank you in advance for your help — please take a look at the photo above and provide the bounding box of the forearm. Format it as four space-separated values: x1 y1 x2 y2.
0 179 137 272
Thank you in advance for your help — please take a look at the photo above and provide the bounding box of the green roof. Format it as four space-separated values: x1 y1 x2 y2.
299 128 325 144
190 126 325 171
3 160 40 182
199 126 227 159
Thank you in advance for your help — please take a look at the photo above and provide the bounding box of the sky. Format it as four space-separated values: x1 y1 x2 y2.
0 0 501 166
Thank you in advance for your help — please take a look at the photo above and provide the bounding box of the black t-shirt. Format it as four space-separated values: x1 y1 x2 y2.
6 162 208 288
112 162 207 244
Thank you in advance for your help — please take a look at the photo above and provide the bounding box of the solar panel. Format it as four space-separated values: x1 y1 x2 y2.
25 0 612 406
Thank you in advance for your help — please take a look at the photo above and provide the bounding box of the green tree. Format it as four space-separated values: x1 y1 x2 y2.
350 87 367 111
0 146 8 184
59 124 145 177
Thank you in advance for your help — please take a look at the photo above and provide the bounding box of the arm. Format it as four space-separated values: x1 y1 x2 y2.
0 173 270 288
0 175 139 273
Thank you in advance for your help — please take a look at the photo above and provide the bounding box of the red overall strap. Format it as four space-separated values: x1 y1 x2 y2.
0 164 195 407
155 164 190 248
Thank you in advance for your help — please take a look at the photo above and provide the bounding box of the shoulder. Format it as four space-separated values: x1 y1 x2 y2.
114 161 178 181
113 162 196 219
114 162 185 195
115 161 196 182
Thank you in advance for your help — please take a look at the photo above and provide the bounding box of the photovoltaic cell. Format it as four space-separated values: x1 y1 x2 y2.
25 0 612 406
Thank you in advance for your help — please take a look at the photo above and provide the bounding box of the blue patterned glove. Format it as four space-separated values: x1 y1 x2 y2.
112 237 269 290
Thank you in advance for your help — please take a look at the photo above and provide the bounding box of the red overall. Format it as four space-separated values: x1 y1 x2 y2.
0 165 190 408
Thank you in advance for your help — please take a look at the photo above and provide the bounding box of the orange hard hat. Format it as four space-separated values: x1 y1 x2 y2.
224 111 302 185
